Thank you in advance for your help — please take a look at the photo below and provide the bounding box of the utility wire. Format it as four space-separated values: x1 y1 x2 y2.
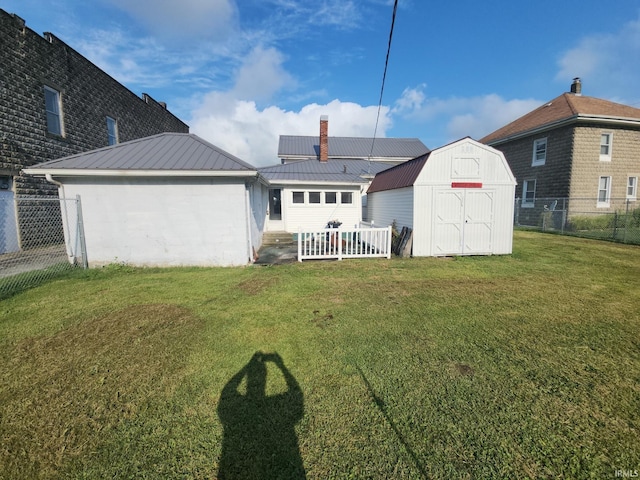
368 0 399 172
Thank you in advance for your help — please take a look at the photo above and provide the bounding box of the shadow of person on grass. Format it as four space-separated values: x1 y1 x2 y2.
217 352 305 479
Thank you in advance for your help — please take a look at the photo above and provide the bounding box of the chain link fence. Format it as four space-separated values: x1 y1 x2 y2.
514 197 640 245
0 196 86 299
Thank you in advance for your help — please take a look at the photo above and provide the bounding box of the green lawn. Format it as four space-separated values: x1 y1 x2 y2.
1 231 639 479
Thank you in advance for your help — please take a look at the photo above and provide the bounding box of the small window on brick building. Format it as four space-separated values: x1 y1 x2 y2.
532 138 546 166
597 176 611 207
627 177 637 201
600 133 612 161
522 179 536 207
106 116 119 145
44 86 64 136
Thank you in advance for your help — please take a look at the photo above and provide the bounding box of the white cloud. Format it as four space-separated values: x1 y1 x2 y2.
103 0 238 43
556 14 640 101
393 85 541 141
232 47 295 101
191 97 389 167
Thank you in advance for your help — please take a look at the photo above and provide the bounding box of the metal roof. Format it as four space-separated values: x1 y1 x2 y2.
278 136 429 159
25 133 256 173
259 159 394 184
367 153 430 194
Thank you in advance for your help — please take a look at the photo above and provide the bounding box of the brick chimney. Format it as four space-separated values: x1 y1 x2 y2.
570 77 582 95
319 115 328 162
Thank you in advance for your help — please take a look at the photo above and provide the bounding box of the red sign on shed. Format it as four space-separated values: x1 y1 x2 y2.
451 182 483 188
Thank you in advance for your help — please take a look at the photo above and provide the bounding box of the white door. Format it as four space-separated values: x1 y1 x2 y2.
0 182 19 254
432 189 493 255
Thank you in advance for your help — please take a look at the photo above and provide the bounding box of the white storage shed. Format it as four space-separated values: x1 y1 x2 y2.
24 133 267 267
367 137 516 256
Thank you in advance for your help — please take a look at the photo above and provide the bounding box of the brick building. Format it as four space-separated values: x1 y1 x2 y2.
0 9 188 252
481 78 640 222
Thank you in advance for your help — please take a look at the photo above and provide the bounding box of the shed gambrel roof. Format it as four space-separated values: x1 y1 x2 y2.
366 153 430 194
259 159 394 184
278 136 429 160
23 133 256 176
481 93 640 145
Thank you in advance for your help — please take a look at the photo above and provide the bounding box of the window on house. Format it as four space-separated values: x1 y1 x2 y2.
292 191 304 204
597 176 611 207
600 133 612 160
522 179 536 207
325 192 337 204
532 138 547 166
627 176 638 201
44 86 63 136
341 192 353 204
309 192 321 204
106 116 118 145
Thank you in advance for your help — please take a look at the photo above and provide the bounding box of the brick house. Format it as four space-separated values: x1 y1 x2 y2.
481 78 640 224
0 9 188 252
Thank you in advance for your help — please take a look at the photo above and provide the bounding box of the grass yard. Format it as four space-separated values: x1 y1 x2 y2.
0 231 639 479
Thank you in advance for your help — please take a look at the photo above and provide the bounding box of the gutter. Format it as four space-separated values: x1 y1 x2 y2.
23 168 259 178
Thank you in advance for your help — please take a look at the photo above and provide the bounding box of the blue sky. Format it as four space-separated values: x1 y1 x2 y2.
4 0 640 166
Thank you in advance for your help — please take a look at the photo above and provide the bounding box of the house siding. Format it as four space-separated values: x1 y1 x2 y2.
367 186 414 230
56 177 249 267
569 125 640 211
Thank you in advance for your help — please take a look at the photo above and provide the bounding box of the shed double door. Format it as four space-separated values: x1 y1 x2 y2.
432 189 494 255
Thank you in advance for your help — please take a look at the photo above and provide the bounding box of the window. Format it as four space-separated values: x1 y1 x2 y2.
341 192 353 204
292 191 304 204
106 116 118 145
627 176 638 201
532 138 547 166
600 133 612 160
44 86 63 136
597 176 611 207
325 192 337 204
309 192 321 204
522 179 536 207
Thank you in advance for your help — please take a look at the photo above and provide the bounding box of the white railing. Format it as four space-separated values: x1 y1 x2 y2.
297 225 392 261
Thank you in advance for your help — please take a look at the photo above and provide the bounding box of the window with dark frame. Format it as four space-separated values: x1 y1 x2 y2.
292 191 304 204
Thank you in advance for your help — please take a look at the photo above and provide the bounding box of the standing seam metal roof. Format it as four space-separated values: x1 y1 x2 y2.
278 136 429 158
367 153 430 194
26 133 256 171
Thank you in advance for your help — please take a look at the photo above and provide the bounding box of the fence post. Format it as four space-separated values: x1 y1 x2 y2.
386 225 392 259
76 195 88 269
297 228 302 262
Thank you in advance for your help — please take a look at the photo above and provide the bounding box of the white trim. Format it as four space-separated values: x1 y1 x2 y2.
532 138 547 166
22 168 258 178
265 179 367 186
599 132 612 161
522 179 536 208
597 176 611 208
627 176 638 201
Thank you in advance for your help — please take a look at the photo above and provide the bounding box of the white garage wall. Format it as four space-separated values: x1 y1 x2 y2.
60 176 251 267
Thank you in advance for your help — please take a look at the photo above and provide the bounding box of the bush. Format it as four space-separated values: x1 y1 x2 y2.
568 214 614 231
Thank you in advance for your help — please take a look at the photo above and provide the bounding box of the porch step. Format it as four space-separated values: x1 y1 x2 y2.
262 231 295 246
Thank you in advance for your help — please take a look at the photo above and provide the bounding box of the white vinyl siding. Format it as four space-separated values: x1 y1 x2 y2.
283 186 361 231
532 138 547 166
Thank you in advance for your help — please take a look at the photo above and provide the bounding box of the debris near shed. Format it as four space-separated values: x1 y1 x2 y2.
392 226 413 257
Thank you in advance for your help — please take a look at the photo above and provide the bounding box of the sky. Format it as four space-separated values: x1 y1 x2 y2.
4 0 640 166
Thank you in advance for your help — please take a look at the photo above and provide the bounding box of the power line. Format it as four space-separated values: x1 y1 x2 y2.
368 0 399 170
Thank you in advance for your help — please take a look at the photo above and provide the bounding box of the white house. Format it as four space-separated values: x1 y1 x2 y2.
24 133 268 267
261 116 430 233
367 137 516 256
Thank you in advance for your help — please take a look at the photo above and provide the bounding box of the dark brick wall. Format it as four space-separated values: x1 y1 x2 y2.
0 9 189 197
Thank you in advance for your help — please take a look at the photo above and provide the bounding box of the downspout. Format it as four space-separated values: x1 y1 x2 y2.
44 174 74 262
245 181 255 263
